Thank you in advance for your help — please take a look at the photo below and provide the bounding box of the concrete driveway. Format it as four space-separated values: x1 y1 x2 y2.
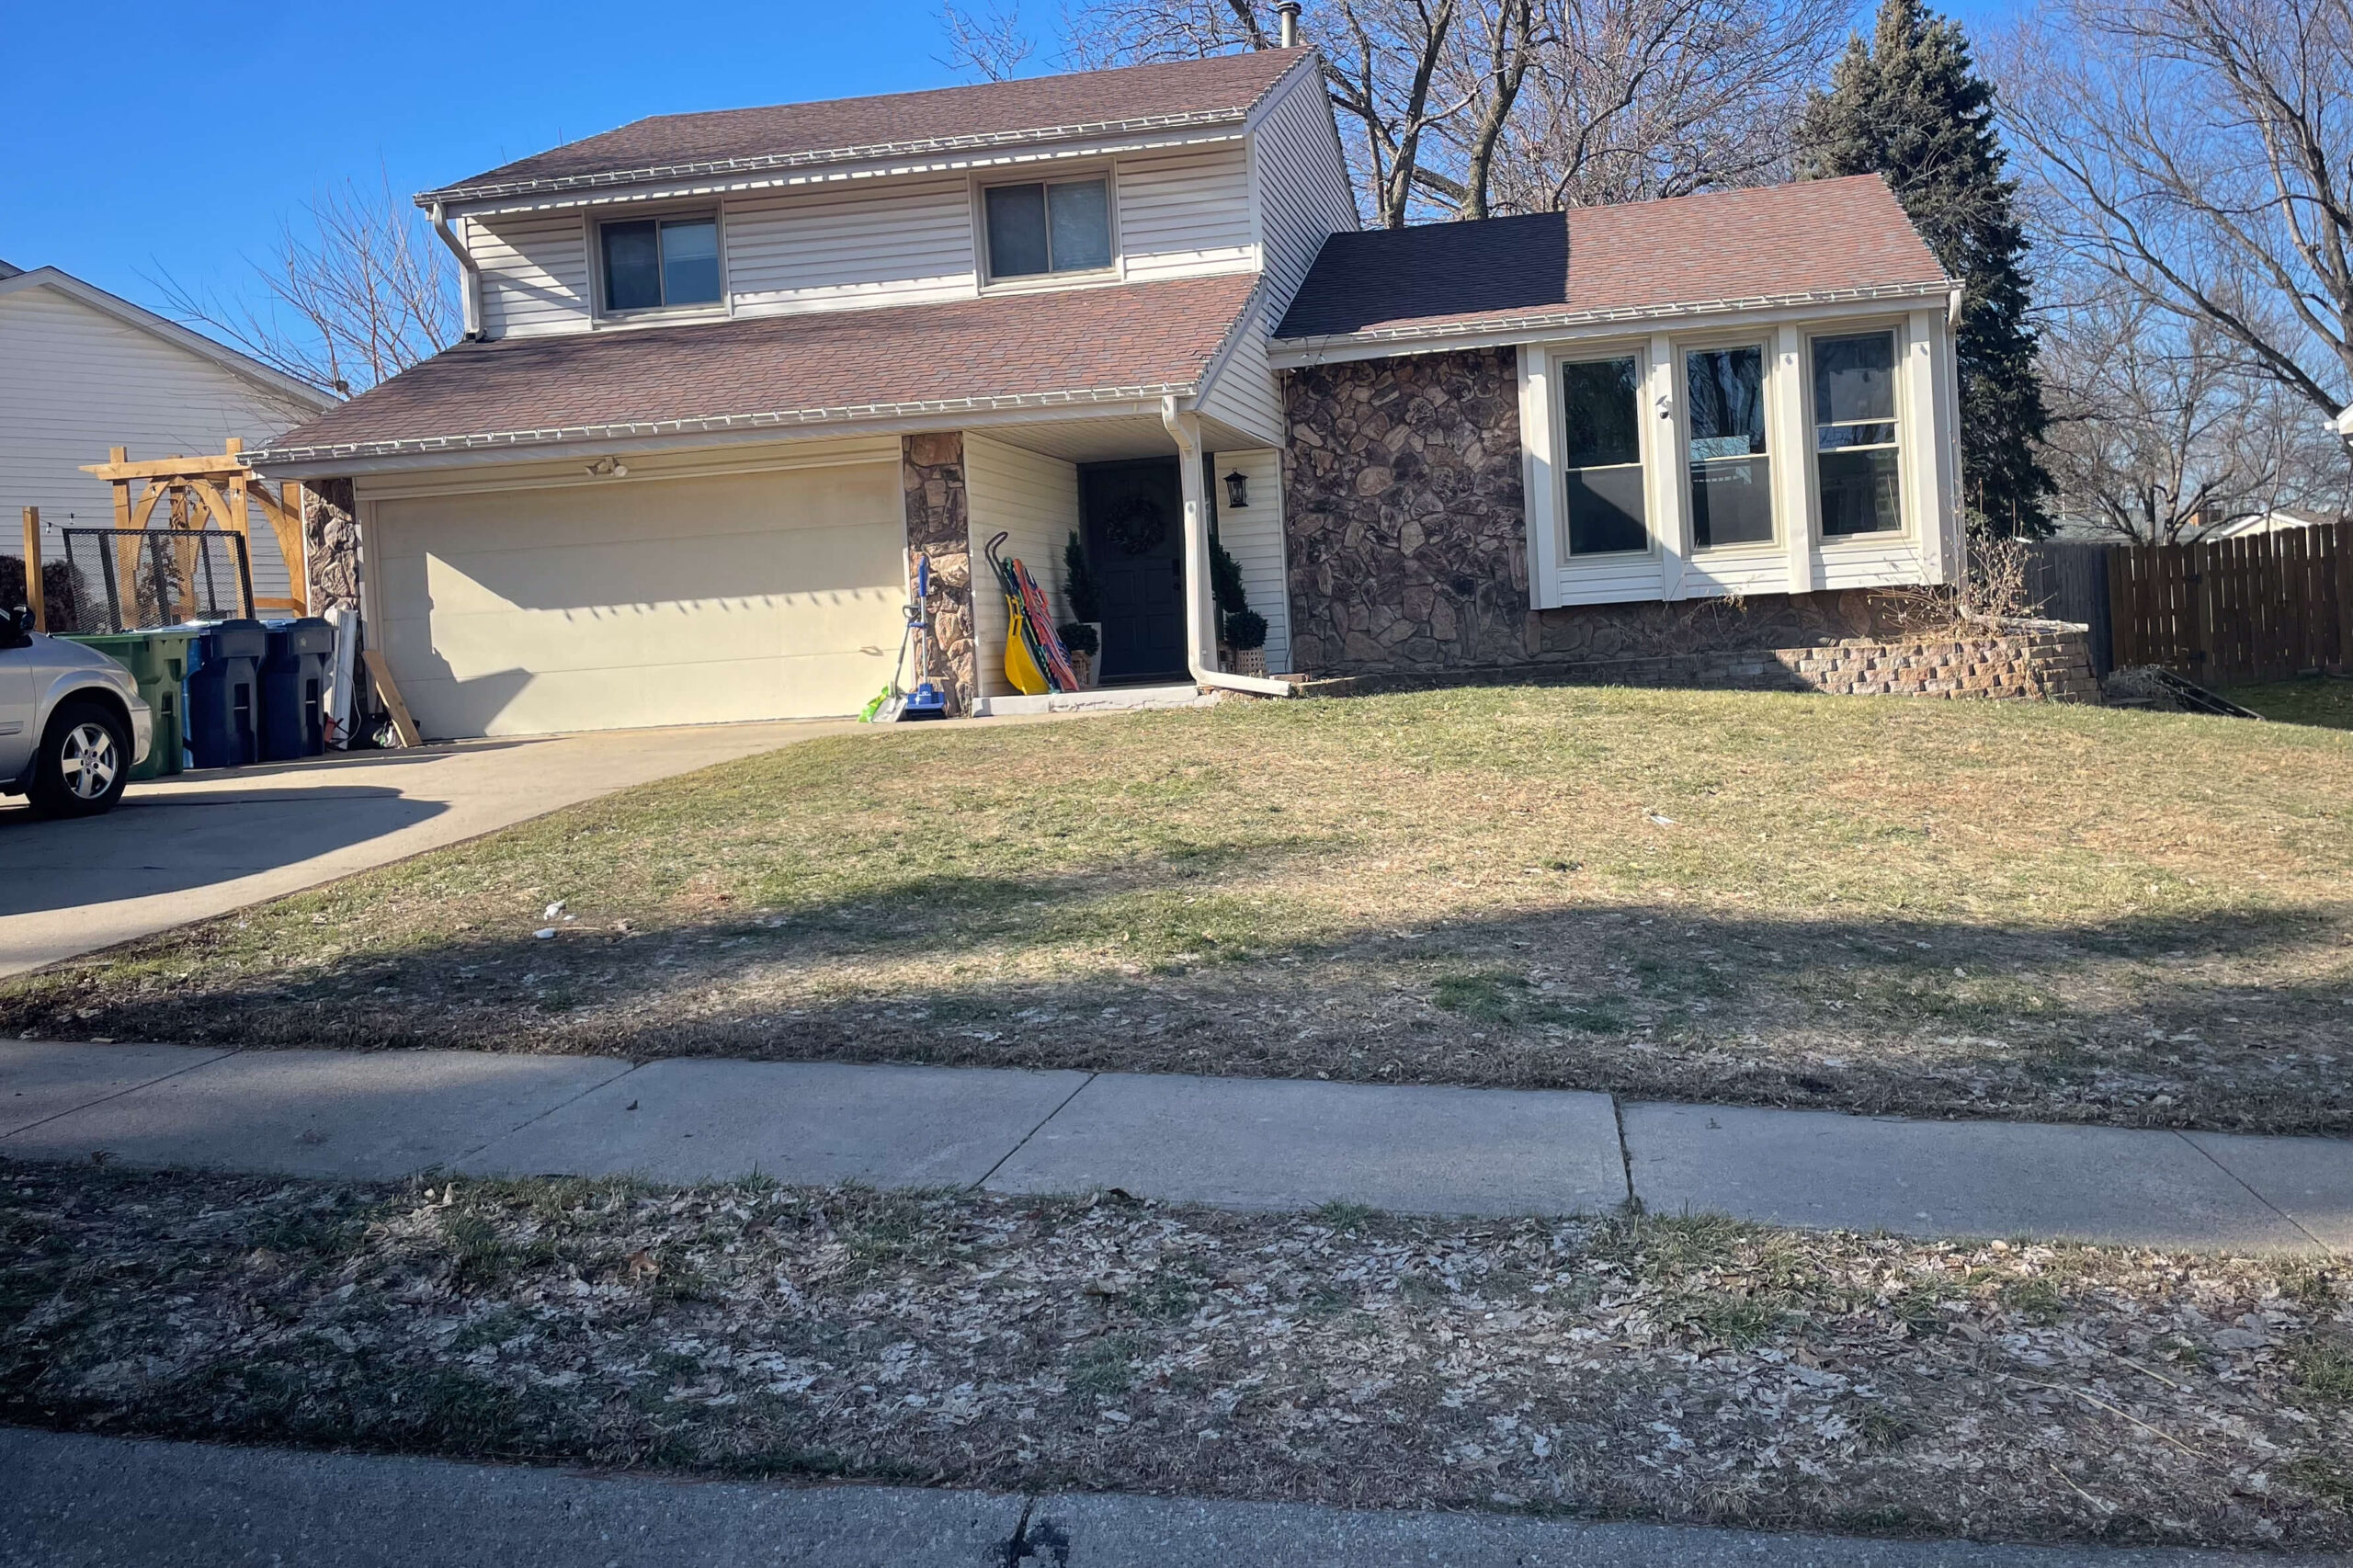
0 719 853 978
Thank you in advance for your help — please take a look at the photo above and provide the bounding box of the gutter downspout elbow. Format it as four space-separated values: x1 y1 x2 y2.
1161 393 1293 699
430 202 484 341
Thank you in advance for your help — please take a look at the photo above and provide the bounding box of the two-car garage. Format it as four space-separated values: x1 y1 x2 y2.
358 442 908 739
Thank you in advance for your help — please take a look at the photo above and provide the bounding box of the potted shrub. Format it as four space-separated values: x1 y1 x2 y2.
1057 621 1100 688
1224 609 1268 678
1062 532 1102 686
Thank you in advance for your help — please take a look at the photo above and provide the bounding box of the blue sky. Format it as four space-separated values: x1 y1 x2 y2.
6 0 2022 324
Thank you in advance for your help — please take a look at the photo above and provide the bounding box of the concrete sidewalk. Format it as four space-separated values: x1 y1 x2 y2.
2 1040 2347 1253
8 1426 2337 1568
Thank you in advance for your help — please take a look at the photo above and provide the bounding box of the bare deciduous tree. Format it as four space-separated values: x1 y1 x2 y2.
156 175 458 402
1998 0 2353 443
990 0 1844 227
938 0 1037 80
2040 291 2351 540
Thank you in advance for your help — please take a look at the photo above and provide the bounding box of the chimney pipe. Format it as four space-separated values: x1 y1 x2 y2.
1275 0 1300 47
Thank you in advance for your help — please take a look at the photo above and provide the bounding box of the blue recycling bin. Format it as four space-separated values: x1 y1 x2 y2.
187 619 267 769
260 618 335 761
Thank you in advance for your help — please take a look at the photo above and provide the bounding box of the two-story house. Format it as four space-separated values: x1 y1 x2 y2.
251 46 1964 740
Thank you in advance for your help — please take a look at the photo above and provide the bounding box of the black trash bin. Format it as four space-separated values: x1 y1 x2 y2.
260 618 335 761
187 619 267 769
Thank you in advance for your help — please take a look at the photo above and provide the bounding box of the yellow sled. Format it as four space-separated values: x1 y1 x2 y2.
1003 594 1050 695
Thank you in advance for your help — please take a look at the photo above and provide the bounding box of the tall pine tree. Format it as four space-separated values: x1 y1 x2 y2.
1796 0 2053 537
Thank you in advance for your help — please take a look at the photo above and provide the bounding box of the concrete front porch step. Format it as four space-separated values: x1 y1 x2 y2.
973 682 1212 715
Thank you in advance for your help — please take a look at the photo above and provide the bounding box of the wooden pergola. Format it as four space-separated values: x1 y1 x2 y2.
18 437 308 631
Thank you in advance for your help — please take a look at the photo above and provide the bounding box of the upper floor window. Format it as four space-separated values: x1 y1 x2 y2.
983 177 1112 280
1559 355 1648 555
601 215 721 312
1685 345 1773 548
1813 331 1902 536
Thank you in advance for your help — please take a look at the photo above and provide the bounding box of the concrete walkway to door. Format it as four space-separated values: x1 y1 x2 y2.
0 719 870 978
5 1040 2347 1254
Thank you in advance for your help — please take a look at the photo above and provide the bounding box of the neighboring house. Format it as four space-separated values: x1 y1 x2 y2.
250 48 1963 741
0 261 334 607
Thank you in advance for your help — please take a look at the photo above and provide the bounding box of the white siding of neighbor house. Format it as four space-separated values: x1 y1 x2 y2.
962 433 1081 699
728 176 978 315
1250 68 1360 324
1117 143 1256 282
468 211 592 338
0 283 315 606
1210 447 1290 675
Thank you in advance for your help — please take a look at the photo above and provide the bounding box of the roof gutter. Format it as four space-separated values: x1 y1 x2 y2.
428 203 483 341
1267 280 1957 368
1162 393 1293 699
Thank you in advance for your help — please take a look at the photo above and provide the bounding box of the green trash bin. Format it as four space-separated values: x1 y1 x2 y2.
63 630 193 779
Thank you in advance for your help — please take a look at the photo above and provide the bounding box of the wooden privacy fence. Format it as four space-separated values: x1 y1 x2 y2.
2101 522 2353 686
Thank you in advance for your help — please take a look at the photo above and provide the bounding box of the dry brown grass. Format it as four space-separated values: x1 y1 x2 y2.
4 1161 2347 1549
7 686 2352 1131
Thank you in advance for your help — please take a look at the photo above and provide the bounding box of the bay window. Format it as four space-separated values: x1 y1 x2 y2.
1813 331 1903 536
1685 346 1773 548
1558 356 1648 554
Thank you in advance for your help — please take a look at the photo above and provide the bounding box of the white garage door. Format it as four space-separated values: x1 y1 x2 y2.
370 462 905 738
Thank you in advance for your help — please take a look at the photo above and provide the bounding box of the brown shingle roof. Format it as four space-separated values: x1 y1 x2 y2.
1272 176 1952 344
253 274 1261 462
423 51 1311 204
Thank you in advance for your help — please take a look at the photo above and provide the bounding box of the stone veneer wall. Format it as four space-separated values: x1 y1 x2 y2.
303 476 361 617
1302 622 2099 703
1281 347 1940 674
901 433 980 716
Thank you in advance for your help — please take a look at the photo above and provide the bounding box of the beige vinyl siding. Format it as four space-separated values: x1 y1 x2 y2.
469 211 592 338
1250 69 1360 322
963 433 1080 699
1117 143 1256 282
1210 448 1290 674
1196 299 1285 447
0 284 315 606
727 176 978 316
366 458 905 738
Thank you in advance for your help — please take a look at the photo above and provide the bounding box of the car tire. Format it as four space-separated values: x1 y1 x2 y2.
27 699 131 818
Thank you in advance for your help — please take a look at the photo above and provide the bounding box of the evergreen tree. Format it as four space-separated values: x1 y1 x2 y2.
1796 0 2054 537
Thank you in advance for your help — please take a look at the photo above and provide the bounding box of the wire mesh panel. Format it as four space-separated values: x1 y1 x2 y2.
52 528 254 634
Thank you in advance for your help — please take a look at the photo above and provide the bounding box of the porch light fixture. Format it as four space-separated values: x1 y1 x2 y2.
1223 468 1249 508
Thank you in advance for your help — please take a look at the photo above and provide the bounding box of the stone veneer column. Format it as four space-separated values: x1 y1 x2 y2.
901 432 980 715
302 476 361 617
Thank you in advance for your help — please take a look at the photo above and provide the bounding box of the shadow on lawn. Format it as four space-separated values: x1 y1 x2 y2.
12 857 2351 1134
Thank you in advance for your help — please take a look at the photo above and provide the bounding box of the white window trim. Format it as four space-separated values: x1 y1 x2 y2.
590 203 732 326
1676 332 1784 559
1802 319 1916 551
1520 305 1961 609
971 164 1125 293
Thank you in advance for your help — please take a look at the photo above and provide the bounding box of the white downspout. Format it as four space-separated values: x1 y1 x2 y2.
1162 394 1294 698
429 202 483 341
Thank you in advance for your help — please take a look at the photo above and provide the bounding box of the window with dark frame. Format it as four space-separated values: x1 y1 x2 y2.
600 216 722 312
1813 332 1903 536
1685 346 1774 548
983 177 1112 279
1558 356 1648 555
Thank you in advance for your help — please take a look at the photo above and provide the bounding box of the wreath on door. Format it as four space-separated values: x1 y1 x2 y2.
1104 494 1168 555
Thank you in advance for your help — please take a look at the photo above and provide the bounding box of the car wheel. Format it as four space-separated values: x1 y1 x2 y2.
28 700 131 818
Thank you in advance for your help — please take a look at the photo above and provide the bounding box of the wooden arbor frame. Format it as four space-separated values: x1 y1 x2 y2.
56 437 310 626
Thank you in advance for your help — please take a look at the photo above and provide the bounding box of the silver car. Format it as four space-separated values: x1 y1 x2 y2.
0 610 153 817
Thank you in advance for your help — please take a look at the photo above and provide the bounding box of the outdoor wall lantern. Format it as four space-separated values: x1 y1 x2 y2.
1223 469 1249 508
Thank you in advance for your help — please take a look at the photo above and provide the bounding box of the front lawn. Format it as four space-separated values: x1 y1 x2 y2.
6 1162 2347 1549
7 686 2353 1133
